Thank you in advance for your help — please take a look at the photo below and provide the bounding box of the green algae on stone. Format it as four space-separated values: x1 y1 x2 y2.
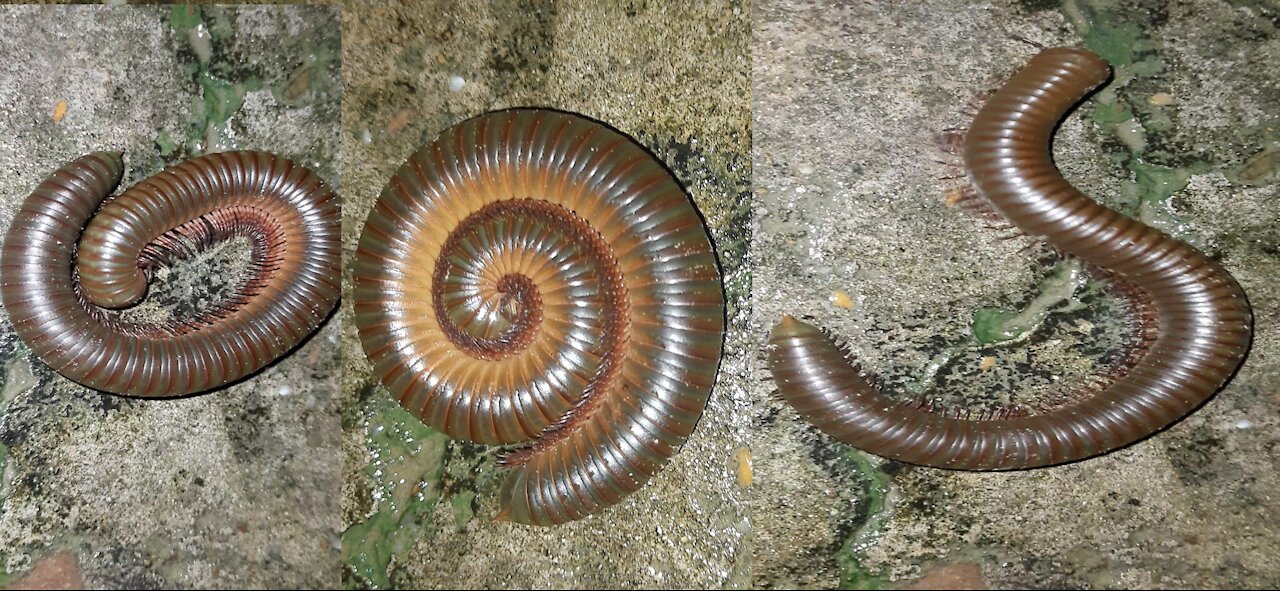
971 260 1089 345
971 308 1023 345
1080 12 1143 67
1092 98 1133 126
1130 160 1207 242
344 511 406 590
1066 0 1160 72
154 130 178 157
171 5 212 67
171 6 230 152
450 491 476 531
898 261 1088 394
1061 0 1277 253
1063 2 1216 243
342 396 450 589
169 4 201 32
199 73 253 131
835 451 892 590
169 6 284 153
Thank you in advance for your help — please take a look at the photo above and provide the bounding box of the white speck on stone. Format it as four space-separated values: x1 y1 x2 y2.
1235 419 1253 430
279 384 292 397
448 75 466 92
361 129 372 144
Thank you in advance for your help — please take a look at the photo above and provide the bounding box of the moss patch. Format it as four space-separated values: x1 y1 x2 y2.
342 397 450 589
835 452 892 590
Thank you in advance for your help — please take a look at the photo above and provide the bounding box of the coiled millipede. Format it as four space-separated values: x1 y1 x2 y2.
769 47 1252 469
1 151 340 397
353 109 725 525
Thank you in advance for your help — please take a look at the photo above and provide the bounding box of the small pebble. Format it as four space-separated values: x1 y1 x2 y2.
734 447 752 488
829 290 855 310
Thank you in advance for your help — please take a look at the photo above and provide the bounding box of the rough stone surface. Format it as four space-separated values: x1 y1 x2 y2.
752 0 1278 589
0 5 341 588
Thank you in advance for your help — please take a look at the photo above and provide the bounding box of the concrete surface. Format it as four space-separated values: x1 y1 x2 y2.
0 5 341 588
339 1 751 588
752 0 1278 588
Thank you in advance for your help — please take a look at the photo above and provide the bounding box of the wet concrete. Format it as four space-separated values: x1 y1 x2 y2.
0 5 341 588
752 0 1278 588
340 1 751 588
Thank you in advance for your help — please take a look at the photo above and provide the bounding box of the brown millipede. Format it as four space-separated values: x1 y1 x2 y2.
353 109 725 526
769 47 1252 469
1 151 341 397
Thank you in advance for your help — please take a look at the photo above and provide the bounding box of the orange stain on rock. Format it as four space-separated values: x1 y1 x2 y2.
388 109 417 134
901 562 986 590
734 446 752 488
52 100 68 123
7 552 84 590
829 290 855 310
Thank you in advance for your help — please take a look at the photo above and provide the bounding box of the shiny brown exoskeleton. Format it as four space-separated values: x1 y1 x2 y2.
353 109 725 525
769 48 1252 469
1 151 340 396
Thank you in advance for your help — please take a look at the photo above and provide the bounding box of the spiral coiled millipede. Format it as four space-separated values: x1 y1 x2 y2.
1 151 341 397
353 109 725 526
769 47 1252 469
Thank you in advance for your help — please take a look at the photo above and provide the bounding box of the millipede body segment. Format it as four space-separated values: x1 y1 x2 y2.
1 151 341 397
353 109 725 525
769 47 1252 469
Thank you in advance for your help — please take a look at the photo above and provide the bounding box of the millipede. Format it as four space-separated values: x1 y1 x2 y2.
769 47 1252 469
353 109 725 525
1 151 341 397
